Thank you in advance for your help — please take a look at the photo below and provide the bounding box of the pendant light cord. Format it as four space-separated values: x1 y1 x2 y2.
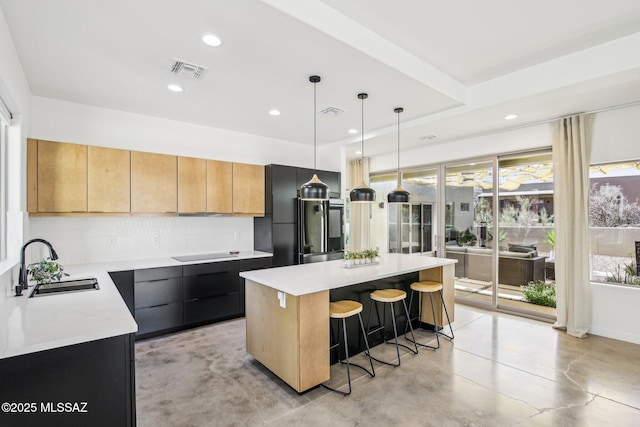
361 95 365 182
397 109 401 186
313 80 317 169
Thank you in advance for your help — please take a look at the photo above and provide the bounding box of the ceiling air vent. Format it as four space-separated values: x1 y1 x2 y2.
318 106 345 116
419 134 437 141
169 59 208 80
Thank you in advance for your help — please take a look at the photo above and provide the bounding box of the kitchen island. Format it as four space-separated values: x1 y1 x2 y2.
240 253 456 393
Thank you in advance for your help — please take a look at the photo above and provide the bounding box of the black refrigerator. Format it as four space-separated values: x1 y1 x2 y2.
298 198 345 263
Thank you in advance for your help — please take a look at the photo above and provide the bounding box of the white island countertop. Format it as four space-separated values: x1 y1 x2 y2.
240 253 456 296
0 250 271 360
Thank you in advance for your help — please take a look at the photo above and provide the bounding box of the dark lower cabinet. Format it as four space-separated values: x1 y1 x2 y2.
0 333 136 427
182 261 241 327
108 258 273 340
134 267 183 339
184 293 240 325
135 302 184 336
134 278 182 309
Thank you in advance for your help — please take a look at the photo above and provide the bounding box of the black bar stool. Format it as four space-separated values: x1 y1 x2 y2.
366 288 418 367
322 300 375 396
405 280 454 350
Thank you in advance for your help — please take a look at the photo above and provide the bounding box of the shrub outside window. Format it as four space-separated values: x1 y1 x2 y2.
589 160 640 286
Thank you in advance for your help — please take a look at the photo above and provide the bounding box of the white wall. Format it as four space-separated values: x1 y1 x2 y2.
30 96 312 165
28 216 254 265
591 283 640 345
0 4 31 297
591 103 640 163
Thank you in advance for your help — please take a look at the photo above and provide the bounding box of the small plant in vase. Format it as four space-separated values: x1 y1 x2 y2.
27 257 68 285
365 248 379 263
344 249 380 267
343 252 355 267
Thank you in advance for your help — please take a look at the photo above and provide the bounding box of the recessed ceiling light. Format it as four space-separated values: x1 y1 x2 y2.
504 114 518 120
348 129 358 134
202 34 222 47
167 84 183 93
269 109 280 116
355 150 362 155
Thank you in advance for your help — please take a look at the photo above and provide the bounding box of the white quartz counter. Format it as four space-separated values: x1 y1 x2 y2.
0 251 271 359
240 253 456 296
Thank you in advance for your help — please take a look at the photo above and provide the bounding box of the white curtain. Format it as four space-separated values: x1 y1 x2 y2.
348 158 371 251
552 114 594 338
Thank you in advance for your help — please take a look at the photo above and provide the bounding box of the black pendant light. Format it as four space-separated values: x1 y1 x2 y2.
349 93 376 203
387 107 410 204
300 75 330 201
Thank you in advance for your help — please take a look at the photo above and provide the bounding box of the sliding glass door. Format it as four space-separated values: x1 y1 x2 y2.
370 150 555 318
497 153 555 317
444 161 495 306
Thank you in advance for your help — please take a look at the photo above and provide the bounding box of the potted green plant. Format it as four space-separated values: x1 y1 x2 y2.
546 230 555 259
27 257 68 285
459 227 477 247
343 251 355 267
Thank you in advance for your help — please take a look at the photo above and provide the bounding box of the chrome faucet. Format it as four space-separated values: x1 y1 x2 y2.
17 238 59 296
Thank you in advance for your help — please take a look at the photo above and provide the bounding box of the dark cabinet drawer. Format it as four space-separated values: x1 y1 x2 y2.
184 293 239 325
240 257 272 272
183 272 240 300
135 277 183 309
135 302 183 335
134 266 182 282
182 260 239 277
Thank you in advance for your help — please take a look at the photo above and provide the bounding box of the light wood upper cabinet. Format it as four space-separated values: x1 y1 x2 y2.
178 156 207 213
27 139 264 217
206 160 233 214
131 151 177 213
36 140 87 213
88 146 130 213
232 163 264 216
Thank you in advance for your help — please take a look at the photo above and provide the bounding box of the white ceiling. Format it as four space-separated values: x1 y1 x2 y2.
2 0 640 160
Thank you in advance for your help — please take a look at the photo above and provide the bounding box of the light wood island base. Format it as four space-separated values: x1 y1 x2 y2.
418 264 455 326
245 280 329 392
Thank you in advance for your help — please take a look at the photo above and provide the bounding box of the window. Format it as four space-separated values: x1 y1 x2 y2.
589 160 640 286
0 92 17 270
0 118 8 262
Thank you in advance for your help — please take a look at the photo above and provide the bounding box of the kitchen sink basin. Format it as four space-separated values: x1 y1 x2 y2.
29 277 99 297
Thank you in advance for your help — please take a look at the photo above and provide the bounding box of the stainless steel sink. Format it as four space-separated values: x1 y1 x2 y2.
29 277 99 297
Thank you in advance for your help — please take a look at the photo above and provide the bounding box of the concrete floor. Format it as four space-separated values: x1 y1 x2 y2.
135 305 640 426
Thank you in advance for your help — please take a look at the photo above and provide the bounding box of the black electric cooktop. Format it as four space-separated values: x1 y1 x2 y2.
172 253 238 262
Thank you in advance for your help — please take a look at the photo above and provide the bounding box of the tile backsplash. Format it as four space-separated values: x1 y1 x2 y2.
28 216 255 265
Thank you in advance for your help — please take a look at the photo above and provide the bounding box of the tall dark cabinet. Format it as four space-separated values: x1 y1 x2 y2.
254 164 340 267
